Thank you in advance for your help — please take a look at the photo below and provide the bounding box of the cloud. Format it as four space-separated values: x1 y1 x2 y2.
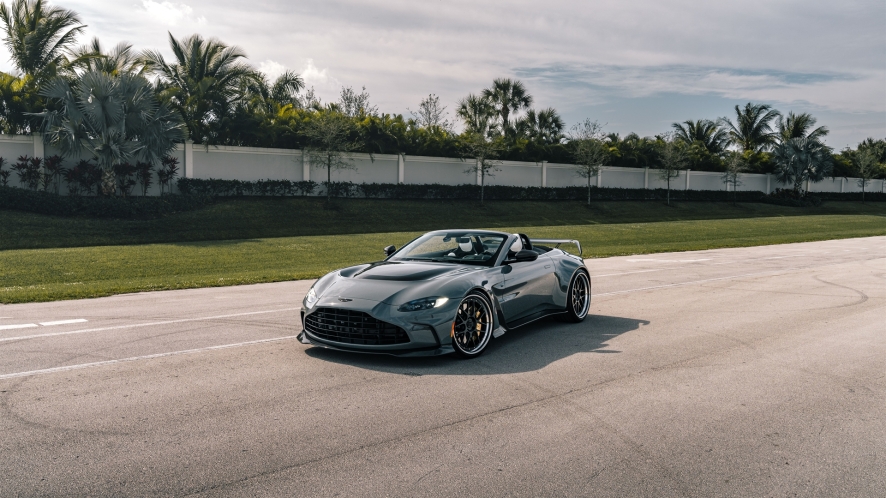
516 65 885 114
257 60 287 81
140 1 207 27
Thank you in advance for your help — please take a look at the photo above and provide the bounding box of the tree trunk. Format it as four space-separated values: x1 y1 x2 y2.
587 174 591 206
327 157 331 202
480 168 485 205
101 169 116 197
667 176 670 206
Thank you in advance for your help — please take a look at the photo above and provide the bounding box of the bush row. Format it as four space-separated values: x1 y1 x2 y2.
176 178 775 202
0 186 213 219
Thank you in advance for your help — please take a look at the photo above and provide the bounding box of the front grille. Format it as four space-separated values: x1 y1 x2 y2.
305 308 410 345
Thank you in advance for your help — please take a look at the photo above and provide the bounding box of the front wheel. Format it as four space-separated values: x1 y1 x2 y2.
451 293 493 359
564 271 591 322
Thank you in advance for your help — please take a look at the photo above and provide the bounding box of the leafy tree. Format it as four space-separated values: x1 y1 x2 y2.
657 137 688 206
0 70 41 133
460 132 503 205
721 153 748 205
0 0 84 132
69 38 148 76
568 119 608 205
409 93 452 133
517 108 564 145
36 71 185 195
721 102 781 153
853 148 884 204
481 78 532 138
337 85 376 118
771 137 833 194
608 133 661 169
456 93 495 137
144 33 260 145
303 109 359 201
775 111 828 143
672 119 729 155
0 0 83 80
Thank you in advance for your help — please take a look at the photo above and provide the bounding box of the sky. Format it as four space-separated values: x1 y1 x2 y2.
3 0 884 149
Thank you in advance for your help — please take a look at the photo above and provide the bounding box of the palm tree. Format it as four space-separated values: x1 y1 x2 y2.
775 111 829 143
720 102 781 153
671 119 729 155
516 108 565 145
772 137 833 194
243 70 304 115
69 38 148 76
36 71 185 195
143 32 261 144
481 78 532 138
456 93 496 137
0 0 83 80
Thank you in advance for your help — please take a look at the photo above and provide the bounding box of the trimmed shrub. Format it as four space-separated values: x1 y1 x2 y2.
0 186 213 219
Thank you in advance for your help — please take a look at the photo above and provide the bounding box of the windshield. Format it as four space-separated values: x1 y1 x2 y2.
390 232 507 266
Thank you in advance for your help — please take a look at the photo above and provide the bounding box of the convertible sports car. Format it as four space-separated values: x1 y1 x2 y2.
298 229 590 358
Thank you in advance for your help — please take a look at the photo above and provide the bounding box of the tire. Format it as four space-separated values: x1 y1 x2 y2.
450 292 494 359
563 271 591 323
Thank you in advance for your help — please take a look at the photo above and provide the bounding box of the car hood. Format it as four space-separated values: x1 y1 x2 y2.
317 262 484 305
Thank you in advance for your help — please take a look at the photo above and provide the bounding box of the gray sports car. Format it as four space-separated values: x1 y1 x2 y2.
298 229 591 358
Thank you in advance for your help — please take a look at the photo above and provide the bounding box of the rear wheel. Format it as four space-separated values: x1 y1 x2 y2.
564 271 591 322
451 293 493 359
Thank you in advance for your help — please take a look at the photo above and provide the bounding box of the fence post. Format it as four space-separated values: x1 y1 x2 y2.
398 153 405 184
301 149 310 181
644 167 649 189
184 140 194 178
840 177 845 193
541 160 547 188
596 168 602 188
685 169 691 190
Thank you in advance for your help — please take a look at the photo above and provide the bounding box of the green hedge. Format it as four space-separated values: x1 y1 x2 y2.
177 178 773 202
0 186 213 219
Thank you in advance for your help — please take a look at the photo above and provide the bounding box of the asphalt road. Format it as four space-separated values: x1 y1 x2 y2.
1 237 884 497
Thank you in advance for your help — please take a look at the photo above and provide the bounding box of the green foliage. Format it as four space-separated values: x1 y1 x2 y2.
0 185 212 218
36 71 185 196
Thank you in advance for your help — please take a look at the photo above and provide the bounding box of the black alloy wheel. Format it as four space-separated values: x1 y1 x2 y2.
451 293 493 358
564 271 591 322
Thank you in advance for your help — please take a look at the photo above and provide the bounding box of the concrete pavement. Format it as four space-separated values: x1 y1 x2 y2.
1 237 884 496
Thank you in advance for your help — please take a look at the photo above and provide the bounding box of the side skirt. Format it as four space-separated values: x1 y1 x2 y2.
502 308 569 332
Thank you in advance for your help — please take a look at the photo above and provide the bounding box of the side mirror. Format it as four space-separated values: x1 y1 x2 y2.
507 250 538 263
383 245 396 257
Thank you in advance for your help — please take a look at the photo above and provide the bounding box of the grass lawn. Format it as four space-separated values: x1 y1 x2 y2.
1 198 884 303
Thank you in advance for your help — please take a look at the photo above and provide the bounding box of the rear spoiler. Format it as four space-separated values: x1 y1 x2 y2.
530 239 582 257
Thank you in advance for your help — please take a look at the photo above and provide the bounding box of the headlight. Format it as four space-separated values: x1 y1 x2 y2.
398 297 449 312
304 287 318 308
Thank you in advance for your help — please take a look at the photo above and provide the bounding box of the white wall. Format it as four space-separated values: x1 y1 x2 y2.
2 134 884 196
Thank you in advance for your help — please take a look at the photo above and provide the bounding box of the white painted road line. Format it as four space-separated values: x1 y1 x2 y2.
0 307 301 343
38 319 88 326
0 323 38 331
0 335 302 380
593 268 796 297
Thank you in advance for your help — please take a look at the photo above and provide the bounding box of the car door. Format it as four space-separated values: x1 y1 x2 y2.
493 253 557 323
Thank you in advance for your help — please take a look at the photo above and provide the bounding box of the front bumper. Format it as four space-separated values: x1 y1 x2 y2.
299 298 459 357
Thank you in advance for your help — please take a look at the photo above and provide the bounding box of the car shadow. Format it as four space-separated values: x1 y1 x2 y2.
304 314 649 376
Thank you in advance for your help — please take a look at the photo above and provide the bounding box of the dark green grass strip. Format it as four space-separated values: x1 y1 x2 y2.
2 198 885 250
